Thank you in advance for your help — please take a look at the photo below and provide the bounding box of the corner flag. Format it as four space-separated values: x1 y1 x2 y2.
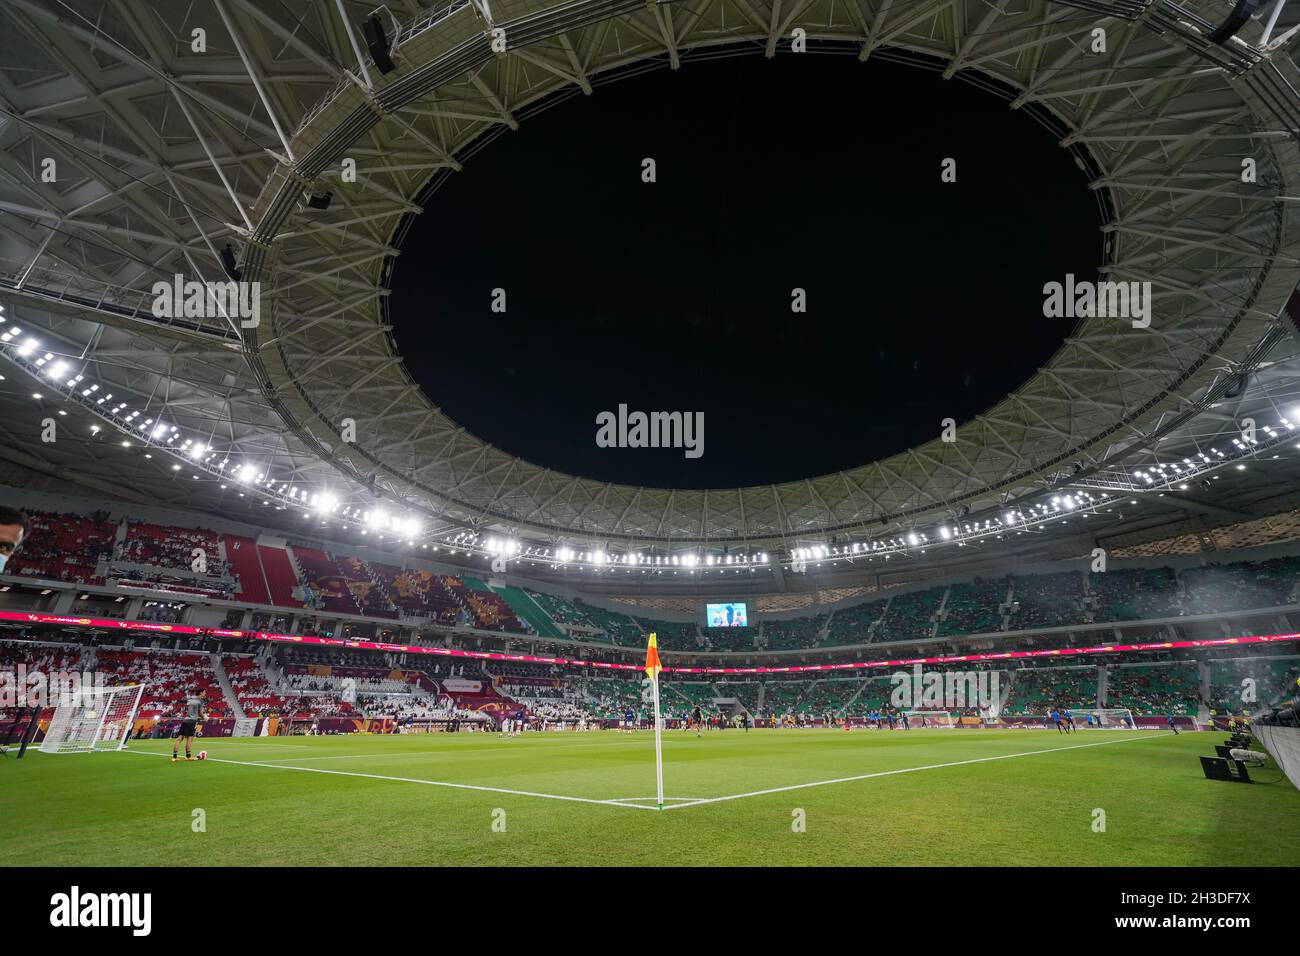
644 631 662 680
645 632 664 810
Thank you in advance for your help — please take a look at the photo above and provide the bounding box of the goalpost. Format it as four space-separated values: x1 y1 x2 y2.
903 710 958 728
1059 708 1136 729
39 684 145 754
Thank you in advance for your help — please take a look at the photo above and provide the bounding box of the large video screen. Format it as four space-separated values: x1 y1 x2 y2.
705 602 748 628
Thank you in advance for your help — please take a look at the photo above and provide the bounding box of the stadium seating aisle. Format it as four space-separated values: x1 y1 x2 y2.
225 534 270 605
257 544 303 608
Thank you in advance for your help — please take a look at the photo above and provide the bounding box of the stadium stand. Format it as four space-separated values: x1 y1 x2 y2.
1002 667 1097 715
939 578 1006 636
8 510 116 585
1106 662 1199 716
444 576 525 632
492 585 564 638
224 534 270 605
1008 572 1086 630
368 562 461 624
94 648 229 719
824 601 884 646
638 618 699 651
1208 657 1299 715
1089 567 1183 622
875 589 941 643
293 547 361 615
525 591 643 646
258 544 303 608
119 521 226 578
1181 556 1300 615
222 655 291 716
765 613 829 649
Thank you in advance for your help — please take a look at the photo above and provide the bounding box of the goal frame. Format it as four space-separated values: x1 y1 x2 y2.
38 684 145 754
903 710 958 728
1067 708 1137 729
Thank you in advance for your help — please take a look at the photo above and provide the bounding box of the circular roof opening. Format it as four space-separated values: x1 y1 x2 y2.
389 52 1099 490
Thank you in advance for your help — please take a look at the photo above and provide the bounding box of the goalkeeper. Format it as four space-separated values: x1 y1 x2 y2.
172 695 203 762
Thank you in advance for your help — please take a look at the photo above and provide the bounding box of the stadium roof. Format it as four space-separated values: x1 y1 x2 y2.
3 0 1300 571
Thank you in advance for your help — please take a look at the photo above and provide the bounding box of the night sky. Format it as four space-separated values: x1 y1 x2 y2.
388 51 1100 490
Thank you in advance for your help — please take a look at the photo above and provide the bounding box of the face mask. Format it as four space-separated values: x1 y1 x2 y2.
0 554 8 574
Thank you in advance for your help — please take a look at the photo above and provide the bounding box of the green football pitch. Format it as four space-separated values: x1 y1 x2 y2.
4 728 1298 866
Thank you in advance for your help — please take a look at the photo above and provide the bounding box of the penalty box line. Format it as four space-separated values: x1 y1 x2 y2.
119 748 661 812
659 732 1175 811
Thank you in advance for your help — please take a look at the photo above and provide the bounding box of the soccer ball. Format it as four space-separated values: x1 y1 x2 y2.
197 751 207 760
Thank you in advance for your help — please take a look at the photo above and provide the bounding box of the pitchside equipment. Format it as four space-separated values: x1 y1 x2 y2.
39 684 145 754
904 711 957 728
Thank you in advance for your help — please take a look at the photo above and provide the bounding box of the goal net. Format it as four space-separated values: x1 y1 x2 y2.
903 711 958 728
1062 708 1135 729
39 684 145 754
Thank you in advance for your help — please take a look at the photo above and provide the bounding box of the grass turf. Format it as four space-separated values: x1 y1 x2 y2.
3 728 1298 866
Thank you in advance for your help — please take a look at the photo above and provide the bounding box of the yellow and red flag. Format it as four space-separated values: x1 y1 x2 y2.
644 631 662 681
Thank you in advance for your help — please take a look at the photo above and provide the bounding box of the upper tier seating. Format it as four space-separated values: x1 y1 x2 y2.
9 510 117 585
369 562 461 624
524 591 643 645
765 614 828 650
875 589 941 643
257 544 303 608
119 521 226 578
1008 572 1086 630
1090 567 1182 622
224 534 270 605
1181 556 1300 615
636 618 699 651
293 547 360 616
939 579 1006 636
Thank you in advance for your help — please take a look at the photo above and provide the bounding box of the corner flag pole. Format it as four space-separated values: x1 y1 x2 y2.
645 632 664 810
652 670 664 810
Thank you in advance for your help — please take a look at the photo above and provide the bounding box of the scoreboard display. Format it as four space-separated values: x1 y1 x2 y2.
705 602 748 627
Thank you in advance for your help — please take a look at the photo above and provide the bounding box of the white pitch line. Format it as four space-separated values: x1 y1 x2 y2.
241 739 621 764
119 748 659 811
658 732 1173 810
604 796 705 805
